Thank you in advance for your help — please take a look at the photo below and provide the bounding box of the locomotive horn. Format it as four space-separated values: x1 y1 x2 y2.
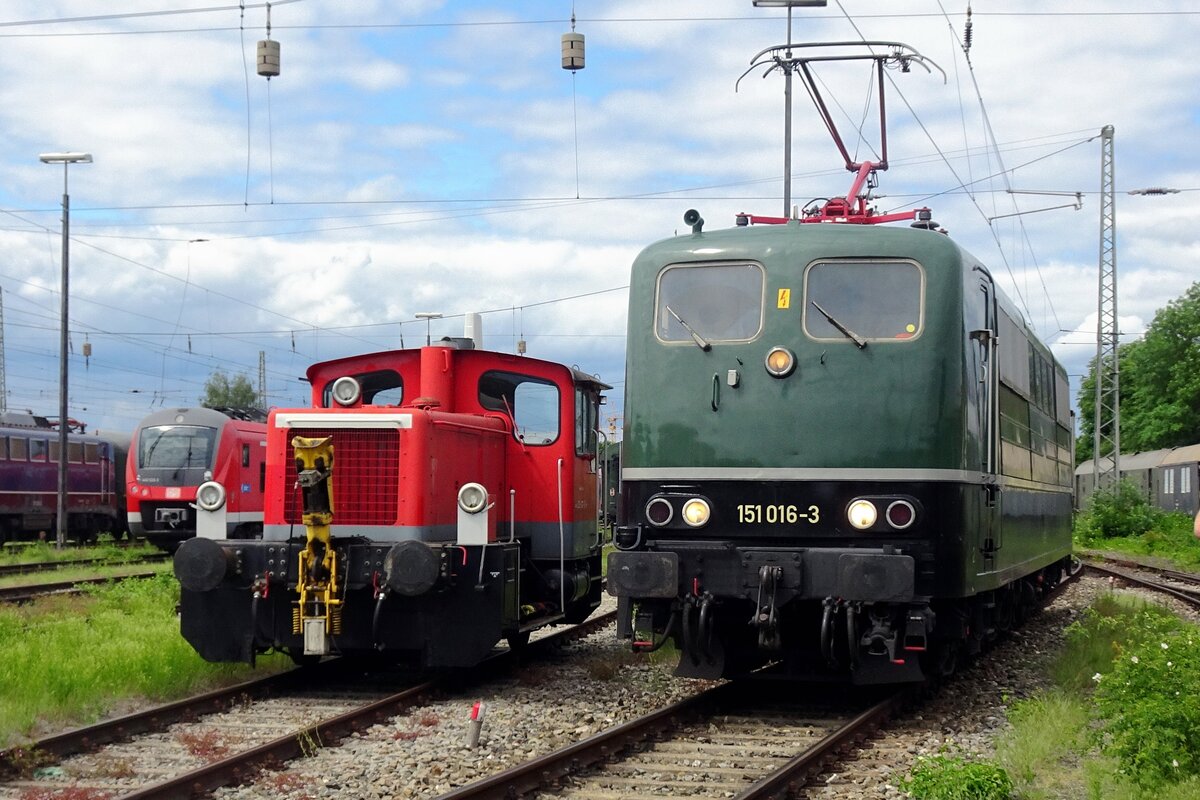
683 209 704 233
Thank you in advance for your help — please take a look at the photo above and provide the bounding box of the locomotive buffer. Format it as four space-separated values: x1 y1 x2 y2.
291 436 343 655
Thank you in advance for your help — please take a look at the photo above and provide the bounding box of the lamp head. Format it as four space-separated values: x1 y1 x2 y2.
39 152 93 164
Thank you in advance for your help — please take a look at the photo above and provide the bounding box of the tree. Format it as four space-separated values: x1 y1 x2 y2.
201 369 259 409
1076 281 1200 462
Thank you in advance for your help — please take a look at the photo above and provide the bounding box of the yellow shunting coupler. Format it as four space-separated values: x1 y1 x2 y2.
291 435 342 655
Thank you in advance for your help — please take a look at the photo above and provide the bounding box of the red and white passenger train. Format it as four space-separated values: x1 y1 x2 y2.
174 337 607 667
127 407 267 550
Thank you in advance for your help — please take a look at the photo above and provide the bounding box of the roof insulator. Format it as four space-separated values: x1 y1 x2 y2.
257 3 279 78
562 13 584 71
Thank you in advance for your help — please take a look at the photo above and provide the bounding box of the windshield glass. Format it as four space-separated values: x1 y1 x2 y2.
655 263 764 344
138 425 218 470
803 260 924 342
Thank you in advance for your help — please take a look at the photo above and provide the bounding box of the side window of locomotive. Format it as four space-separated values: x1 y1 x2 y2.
655 262 764 344
574 386 599 457
803 260 924 342
478 371 560 446
30 439 48 462
242 444 251 468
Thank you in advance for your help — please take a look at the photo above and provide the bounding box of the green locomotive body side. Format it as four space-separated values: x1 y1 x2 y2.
611 219 1073 681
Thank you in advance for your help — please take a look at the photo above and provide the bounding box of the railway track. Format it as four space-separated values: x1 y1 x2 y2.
435 681 909 800
0 553 168 579
0 610 616 800
1082 557 1200 609
0 570 167 604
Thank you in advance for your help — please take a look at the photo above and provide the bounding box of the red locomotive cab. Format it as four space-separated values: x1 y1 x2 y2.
264 345 607 552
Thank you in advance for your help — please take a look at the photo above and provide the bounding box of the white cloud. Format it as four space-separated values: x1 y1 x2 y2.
0 1 1197 434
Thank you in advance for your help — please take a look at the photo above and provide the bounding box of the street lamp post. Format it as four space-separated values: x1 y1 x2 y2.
39 151 92 549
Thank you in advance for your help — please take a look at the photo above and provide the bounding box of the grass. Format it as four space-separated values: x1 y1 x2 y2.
983 592 1200 800
0 536 160 567
906 590 1200 799
1077 510 1200 570
1072 483 1200 570
0 562 172 591
0 573 287 749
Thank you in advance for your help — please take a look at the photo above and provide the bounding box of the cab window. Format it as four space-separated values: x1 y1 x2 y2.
655 263 764 344
803 260 924 342
321 369 403 406
575 386 598 457
479 371 560 446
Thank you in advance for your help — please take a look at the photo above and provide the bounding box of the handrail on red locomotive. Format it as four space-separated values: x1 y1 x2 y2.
736 41 944 226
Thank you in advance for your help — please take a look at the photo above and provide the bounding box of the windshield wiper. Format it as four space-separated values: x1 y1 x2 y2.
665 305 712 352
811 301 867 349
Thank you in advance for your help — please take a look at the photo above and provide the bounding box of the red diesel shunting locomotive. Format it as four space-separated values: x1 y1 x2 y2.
174 336 608 668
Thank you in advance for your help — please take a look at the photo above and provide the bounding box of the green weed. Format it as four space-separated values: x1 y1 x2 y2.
903 752 1013 800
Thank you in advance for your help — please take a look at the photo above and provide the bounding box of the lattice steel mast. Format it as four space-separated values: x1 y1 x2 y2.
1093 125 1119 488
258 350 267 408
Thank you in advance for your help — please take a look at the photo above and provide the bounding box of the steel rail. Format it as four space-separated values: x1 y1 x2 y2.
1 609 615 798
0 570 166 604
432 682 909 800
1083 560 1200 609
0 554 168 579
0 666 311 773
116 610 615 799
736 688 910 800
1082 554 1200 591
432 681 742 800
117 681 440 800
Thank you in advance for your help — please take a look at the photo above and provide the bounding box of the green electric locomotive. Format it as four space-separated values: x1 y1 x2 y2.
607 210 1074 682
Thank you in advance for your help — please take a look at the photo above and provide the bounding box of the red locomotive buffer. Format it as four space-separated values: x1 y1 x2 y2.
174 341 608 668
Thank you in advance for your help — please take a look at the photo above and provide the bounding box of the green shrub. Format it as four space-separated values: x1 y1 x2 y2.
1075 480 1162 543
904 754 1013 800
1092 617 1200 787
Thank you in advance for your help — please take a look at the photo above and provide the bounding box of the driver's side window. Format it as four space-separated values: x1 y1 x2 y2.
478 371 561 445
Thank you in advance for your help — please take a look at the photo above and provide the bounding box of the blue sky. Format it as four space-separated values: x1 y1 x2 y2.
1 1 1198 439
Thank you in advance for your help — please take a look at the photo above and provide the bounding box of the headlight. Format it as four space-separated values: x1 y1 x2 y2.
458 482 488 514
681 498 711 527
331 376 362 406
196 481 227 512
846 499 877 530
645 497 673 527
764 346 796 378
